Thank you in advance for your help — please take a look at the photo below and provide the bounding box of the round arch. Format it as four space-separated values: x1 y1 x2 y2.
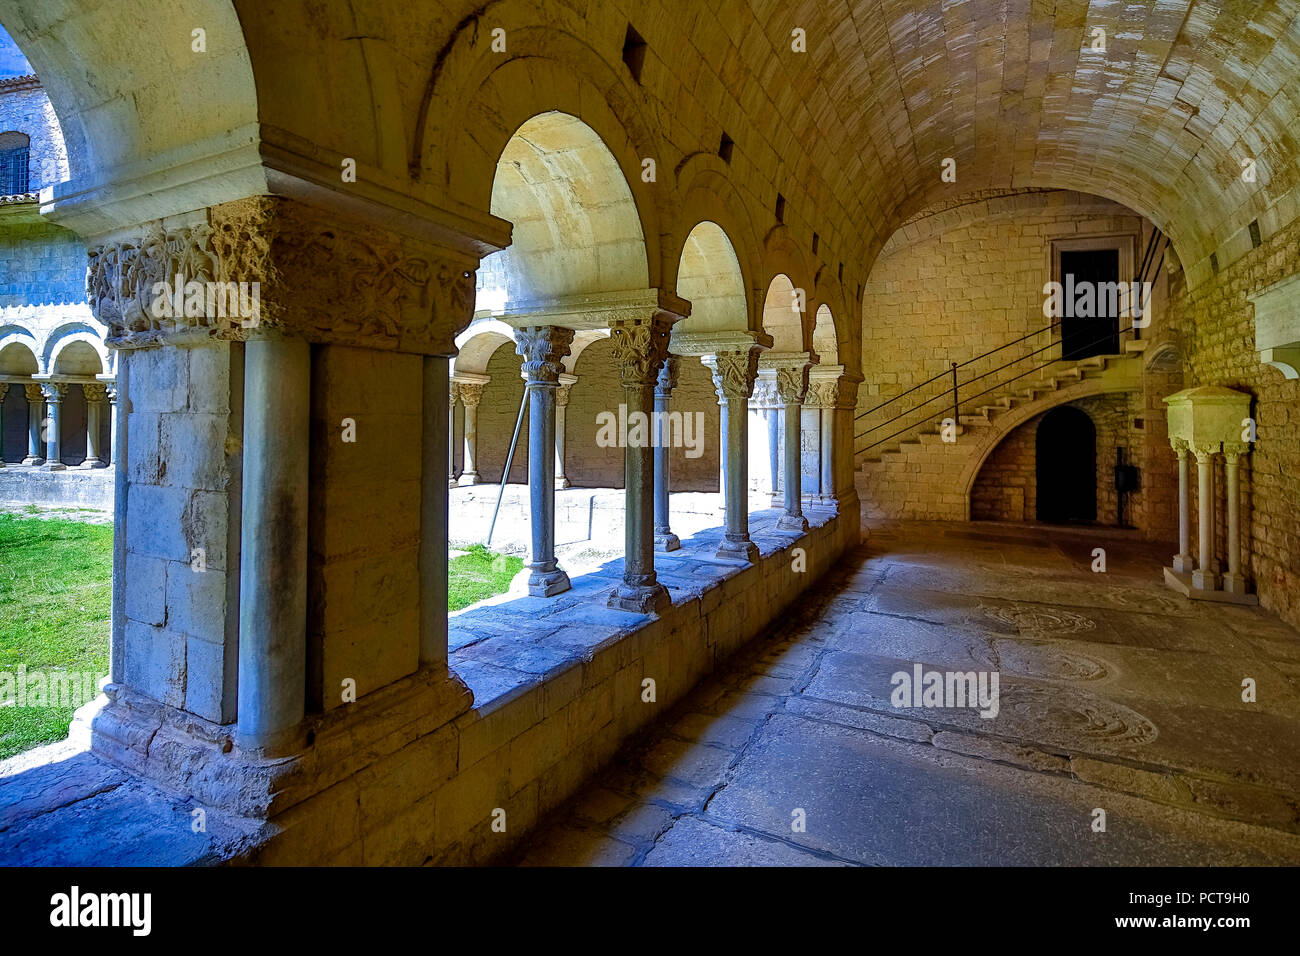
674 221 748 336
43 323 109 376
761 273 805 352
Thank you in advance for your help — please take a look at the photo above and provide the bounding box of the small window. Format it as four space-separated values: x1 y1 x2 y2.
1249 219 1262 248
622 25 647 82
775 193 786 223
0 131 30 195
812 232 819 255
718 132 734 164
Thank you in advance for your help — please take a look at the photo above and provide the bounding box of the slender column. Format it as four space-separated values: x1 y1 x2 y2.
23 383 45 465
819 382 840 505
458 381 484 485
447 381 460 488
0 383 5 468
1223 445 1246 594
1171 440 1193 573
702 356 727 513
1191 444 1220 591
40 382 66 471
774 363 810 532
653 357 680 551
419 356 450 668
81 382 108 468
237 338 311 752
515 326 574 597
106 383 118 465
712 348 761 562
608 316 673 612
554 375 574 489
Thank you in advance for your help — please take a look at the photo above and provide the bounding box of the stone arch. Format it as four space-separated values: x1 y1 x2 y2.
668 158 761 322
43 323 108 376
452 318 516 377
761 273 804 353
812 304 838 365
417 19 667 289
0 326 38 374
480 111 649 307
674 220 749 336
760 226 814 350
0 1 259 206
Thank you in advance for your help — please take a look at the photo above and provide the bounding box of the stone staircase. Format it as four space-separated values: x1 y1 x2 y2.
854 340 1147 520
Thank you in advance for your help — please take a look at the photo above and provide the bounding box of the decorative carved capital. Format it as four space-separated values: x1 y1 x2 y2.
655 356 679 397
24 383 43 402
458 382 486 408
105 384 118 403
806 380 840 408
555 384 572 408
515 326 575 385
1223 441 1249 460
608 317 671 388
1170 437 1189 456
1192 441 1220 461
40 382 65 403
87 196 478 356
750 382 779 407
83 383 108 404
449 381 461 406
711 348 760 402
774 364 809 405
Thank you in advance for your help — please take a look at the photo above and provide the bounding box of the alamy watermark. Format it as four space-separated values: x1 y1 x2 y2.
891 664 1000 718
596 405 705 458
0 666 103 709
1042 278 1152 327
150 274 261 327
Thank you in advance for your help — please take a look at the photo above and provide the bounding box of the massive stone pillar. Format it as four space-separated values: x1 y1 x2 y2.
23 384 44 466
237 338 311 751
448 381 460 488
1192 444 1220 591
80 382 108 468
653 357 680 551
1171 440 1193 573
455 377 487 486
40 382 66 471
608 315 673 612
766 355 812 533
515 326 574 597
555 374 575 489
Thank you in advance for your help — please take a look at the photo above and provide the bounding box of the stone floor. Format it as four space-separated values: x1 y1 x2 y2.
511 520 1300 866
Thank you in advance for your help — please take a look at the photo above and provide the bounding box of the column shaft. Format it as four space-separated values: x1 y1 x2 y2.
1223 452 1245 594
713 349 760 562
447 383 459 488
420 356 450 668
24 384 43 465
819 404 834 504
1192 448 1219 591
775 364 809 532
237 338 310 751
1172 445 1192 572
41 383 65 470
554 382 570 489
653 358 679 551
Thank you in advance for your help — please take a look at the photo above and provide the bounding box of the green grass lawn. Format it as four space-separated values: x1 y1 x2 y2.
0 517 521 759
0 514 112 760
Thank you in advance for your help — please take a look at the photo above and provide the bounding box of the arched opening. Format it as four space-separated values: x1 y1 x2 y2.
676 221 747 335
812 303 837 363
761 273 803 351
1036 405 1097 524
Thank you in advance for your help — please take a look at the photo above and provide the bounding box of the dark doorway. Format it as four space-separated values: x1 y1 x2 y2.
1059 248 1120 360
1036 405 1096 523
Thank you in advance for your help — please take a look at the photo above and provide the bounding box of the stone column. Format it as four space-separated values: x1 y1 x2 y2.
0 384 5 468
458 381 485 485
607 316 672 612
774 362 810 533
1171 440 1193 573
106 383 118 465
749 375 780 504
81 382 108 468
515 326 574 597
818 384 839 505
1191 444 1220 591
653 357 680 551
237 338 311 752
420 356 450 669
554 374 575 489
23 383 45 466
447 381 460 488
702 356 727 513
40 382 66 470
712 348 761 562
1223 443 1247 595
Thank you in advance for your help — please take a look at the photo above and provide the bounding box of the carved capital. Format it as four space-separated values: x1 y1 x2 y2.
83 383 108 404
1170 437 1189 457
40 382 65 403
1223 441 1249 460
750 381 779 407
515 326 575 385
88 196 478 355
608 316 671 388
774 364 809 405
655 356 679 397
555 383 572 408
806 380 840 408
458 382 485 408
105 384 118 404
1192 441 1220 462
711 348 760 402
24 383 43 402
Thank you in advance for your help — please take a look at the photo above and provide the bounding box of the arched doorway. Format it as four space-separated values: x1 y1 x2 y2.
1036 405 1096 523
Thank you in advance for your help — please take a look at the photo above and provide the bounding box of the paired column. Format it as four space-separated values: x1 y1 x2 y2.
711 348 761 562
447 381 460 488
555 375 575 489
40 382 66 471
515 326 574 597
1223 443 1247 595
816 382 839 505
0 384 5 468
607 316 673 612
81 383 108 468
773 361 811 533
106 383 119 465
457 380 485 485
653 357 680 551
1171 440 1193 573
702 357 728 513
23 384 45 465
1191 443 1220 591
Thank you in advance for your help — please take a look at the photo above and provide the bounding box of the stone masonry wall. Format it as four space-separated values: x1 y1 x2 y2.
0 82 70 193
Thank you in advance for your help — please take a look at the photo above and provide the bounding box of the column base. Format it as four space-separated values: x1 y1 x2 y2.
1171 553 1194 574
716 536 759 563
1223 572 1250 596
22 456 44 466
555 476 570 490
1164 567 1257 605
776 513 809 533
77 457 106 469
459 472 480 486
608 580 670 614
1191 568 1221 591
448 478 458 489
654 531 680 552
42 461 67 471
517 565 571 597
